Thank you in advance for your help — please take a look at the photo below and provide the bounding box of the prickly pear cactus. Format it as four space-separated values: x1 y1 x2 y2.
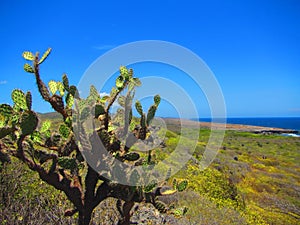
20 111 38 136
38 47 51 64
12 89 28 111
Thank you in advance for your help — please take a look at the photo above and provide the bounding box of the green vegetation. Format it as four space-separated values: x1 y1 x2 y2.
0 49 187 225
1 49 299 224
164 125 300 224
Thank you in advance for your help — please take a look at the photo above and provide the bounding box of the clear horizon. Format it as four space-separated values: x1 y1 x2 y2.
1 0 299 118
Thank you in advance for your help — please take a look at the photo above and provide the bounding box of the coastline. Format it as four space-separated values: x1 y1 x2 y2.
162 118 298 134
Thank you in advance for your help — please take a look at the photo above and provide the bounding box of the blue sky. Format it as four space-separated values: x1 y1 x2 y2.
0 0 299 118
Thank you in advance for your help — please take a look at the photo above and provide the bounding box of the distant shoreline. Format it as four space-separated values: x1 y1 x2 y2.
163 118 299 135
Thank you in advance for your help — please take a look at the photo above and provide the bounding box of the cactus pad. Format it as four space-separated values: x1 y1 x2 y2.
40 120 51 133
66 93 74 109
135 101 143 116
146 105 157 126
116 75 124 89
24 63 35 73
95 104 105 118
0 127 15 139
176 180 188 192
143 180 157 193
57 82 65 96
0 104 13 118
48 81 57 95
132 77 141 87
154 200 167 213
38 48 51 64
20 111 38 136
12 89 28 110
22 51 35 61
154 94 161 106
59 124 71 139
57 157 77 171
25 91 32 110
62 73 69 90
120 66 129 79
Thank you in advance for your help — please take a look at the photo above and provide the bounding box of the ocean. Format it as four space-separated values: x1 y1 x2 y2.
197 117 300 132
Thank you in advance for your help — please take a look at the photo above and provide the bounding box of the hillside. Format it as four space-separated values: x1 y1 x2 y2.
1 117 300 224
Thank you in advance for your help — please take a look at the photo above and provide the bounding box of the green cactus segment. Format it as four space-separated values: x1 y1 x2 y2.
20 111 38 136
57 157 77 171
132 77 141 87
95 104 105 118
38 47 51 65
11 114 19 126
143 180 158 193
0 127 15 139
100 95 109 104
176 180 188 192
154 94 161 106
69 85 78 98
120 66 129 79
172 179 177 190
140 114 146 129
89 85 100 101
146 105 157 126
12 89 28 111
59 124 71 139
24 63 35 73
65 116 72 128
66 93 74 109
135 101 143 116
48 81 57 95
40 120 51 133
0 104 13 118
31 131 42 143
118 96 126 107
124 152 140 161
25 91 32 110
62 74 69 91
154 200 167 213
57 82 65 96
116 75 124 89
110 87 117 97
22 51 35 61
